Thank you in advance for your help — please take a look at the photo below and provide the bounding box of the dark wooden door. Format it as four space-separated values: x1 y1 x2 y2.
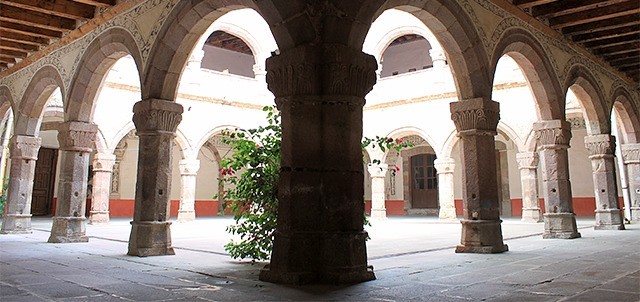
31 148 57 216
410 154 438 208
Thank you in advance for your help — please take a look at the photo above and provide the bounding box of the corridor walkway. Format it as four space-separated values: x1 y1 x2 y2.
1 217 638 301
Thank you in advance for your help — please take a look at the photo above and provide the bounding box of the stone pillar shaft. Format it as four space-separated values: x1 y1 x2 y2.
89 153 116 224
516 152 542 223
0 135 41 234
128 99 183 256
367 163 388 220
621 144 640 220
497 150 511 217
177 159 200 222
585 134 624 230
450 98 507 253
534 120 580 239
259 44 377 284
48 122 98 243
434 157 456 220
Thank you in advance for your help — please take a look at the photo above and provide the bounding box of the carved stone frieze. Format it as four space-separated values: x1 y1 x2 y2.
132 99 183 134
567 117 586 129
533 120 571 148
450 98 500 134
621 144 640 164
9 135 42 160
516 152 539 169
584 134 616 157
57 122 98 152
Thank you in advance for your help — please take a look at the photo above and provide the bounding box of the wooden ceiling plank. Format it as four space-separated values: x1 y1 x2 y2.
572 24 640 42
0 30 51 45
0 4 77 31
70 0 117 8
593 41 640 56
0 21 65 38
513 0 556 10
608 54 640 64
582 33 640 49
0 57 17 64
604 50 640 61
562 14 640 35
532 0 628 18
0 48 29 58
0 39 40 52
3 0 96 20
549 1 640 28
619 64 640 71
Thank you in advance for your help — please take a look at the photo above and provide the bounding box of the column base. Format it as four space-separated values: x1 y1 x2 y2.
48 217 89 243
89 211 110 225
543 213 581 239
370 208 387 220
0 214 32 234
630 207 640 221
594 209 625 230
521 207 542 223
455 219 508 254
177 211 196 223
127 221 175 256
438 207 457 221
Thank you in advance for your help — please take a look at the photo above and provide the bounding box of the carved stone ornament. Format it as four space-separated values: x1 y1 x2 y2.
367 163 388 178
179 159 200 176
57 121 98 152
584 134 616 157
265 44 377 99
433 157 455 173
92 153 116 173
450 98 500 134
132 99 183 134
9 135 42 160
516 152 539 169
621 143 640 164
533 120 571 148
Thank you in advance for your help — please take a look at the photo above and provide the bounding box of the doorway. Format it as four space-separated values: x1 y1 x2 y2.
31 147 57 216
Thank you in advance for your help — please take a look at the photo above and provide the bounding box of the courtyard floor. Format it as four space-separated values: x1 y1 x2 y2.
1 216 638 301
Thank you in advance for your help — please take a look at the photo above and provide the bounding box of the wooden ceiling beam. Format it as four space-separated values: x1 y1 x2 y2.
512 0 555 10
604 50 640 61
608 55 640 66
0 30 51 46
562 13 640 35
0 49 29 58
0 57 17 64
0 5 77 32
0 39 40 52
71 0 117 8
572 24 640 43
582 33 640 49
0 21 64 38
549 1 640 28
532 0 628 18
593 41 640 56
3 0 96 21
0 62 9 69
619 64 640 72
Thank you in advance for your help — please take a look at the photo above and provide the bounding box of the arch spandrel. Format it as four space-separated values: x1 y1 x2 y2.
565 64 610 135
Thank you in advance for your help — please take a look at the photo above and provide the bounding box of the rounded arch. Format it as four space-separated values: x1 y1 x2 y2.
490 27 563 120
611 86 640 143
383 127 439 162
15 65 65 136
497 122 525 153
94 129 109 154
193 124 239 155
0 86 15 119
67 27 143 122
174 129 194 160
565 64 609 135
110 122 136 154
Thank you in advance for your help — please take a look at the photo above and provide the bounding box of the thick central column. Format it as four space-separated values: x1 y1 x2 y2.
533 120 580 239
516 152 542 223
434 157 456 220
0 135 41 234
450 98 508 253
49 122 98 243
177 159 200 222
89 153 116 224
127 99 183 256
585 134 624 230
259 44 377 284
622 144 640 220
367 163 388 220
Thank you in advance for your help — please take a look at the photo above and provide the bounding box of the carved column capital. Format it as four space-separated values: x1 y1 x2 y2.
621 143 640 164
92 153 116 173
533 120 572 149
434 157 455 174
9 135 41 160
132 99 183 134
450 98 500 135
516 152 539 169
266 44 378 100
57 121 98 153
179 159 200 176
367 163 388 178
584 134 616 158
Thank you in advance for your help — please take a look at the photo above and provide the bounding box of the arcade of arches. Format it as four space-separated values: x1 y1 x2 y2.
0 1 638 284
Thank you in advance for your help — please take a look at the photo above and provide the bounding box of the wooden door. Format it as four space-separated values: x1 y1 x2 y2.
31 148 57 216
410 154 438 208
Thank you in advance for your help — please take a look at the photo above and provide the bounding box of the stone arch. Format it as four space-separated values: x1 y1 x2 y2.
193 125 239 155
174 129 194 160
611 86 640 143
66 27 143 122
490 27 563 120
110 122 136 154
497 122 525 153
441 130 460 159
94 130 109 154
0 86 15 120
383 127 439 161
15 65 65 136
564 64 609 135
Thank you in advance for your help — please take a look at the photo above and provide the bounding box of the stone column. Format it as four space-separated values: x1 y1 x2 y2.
584 134 625 230
429 48 446 68
48 122 98 243
533 120 580 239
497 150 512 217
127 99 183 256
0 135 41 234
259 44 377 284
621 144 640 220
516 152 542 223
450 98 508 253
434 157 456 220
367 163 388 220
177 159 200 222
89 153 116 224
